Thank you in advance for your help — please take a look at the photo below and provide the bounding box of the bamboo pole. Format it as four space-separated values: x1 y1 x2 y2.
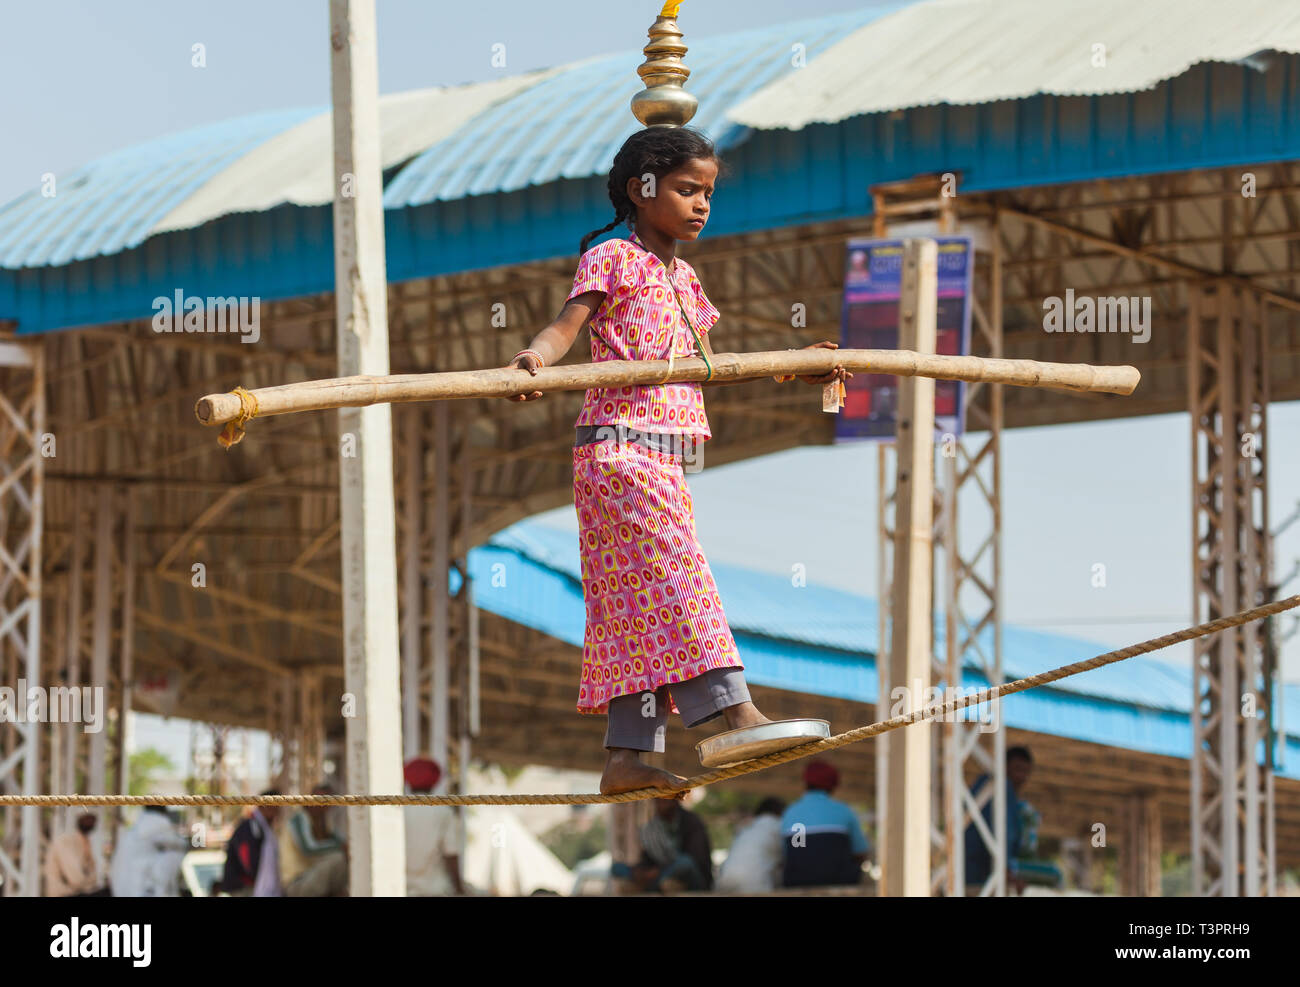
195 349 1141 435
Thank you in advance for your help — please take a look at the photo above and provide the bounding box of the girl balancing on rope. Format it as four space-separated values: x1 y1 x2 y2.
505 127 851 795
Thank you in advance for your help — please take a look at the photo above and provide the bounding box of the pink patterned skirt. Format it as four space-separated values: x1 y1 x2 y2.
572 439 744 715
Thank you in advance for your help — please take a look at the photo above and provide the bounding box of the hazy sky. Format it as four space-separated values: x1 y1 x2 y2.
4 1 1298 766
0 0 894 203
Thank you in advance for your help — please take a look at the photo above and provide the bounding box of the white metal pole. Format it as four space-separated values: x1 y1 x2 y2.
64 486 83 833
88 485 113 872
119 492 137 800
883 239 937 897
402 413 422 759
430 402 450 791
330 0 406 897
459 417 474 784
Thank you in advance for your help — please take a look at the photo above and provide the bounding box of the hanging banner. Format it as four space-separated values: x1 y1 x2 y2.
835 235 974 442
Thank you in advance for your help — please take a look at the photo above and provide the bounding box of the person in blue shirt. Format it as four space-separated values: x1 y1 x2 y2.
963 745 1034 892
780 761 869 887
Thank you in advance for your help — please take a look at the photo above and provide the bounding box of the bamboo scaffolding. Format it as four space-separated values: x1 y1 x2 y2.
195 349 1140 439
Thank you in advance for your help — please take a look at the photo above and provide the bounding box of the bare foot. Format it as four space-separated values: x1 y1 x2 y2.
720 701 773 732
600 749 689 798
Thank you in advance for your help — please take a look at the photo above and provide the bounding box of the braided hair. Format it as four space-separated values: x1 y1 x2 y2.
578 126 727 255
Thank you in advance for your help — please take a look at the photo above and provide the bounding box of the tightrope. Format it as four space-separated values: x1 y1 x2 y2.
3 594 1296 807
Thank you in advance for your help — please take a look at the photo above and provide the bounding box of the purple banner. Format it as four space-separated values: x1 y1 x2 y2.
835 236 974 442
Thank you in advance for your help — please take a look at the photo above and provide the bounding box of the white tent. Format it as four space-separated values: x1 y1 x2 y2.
462 806 574 897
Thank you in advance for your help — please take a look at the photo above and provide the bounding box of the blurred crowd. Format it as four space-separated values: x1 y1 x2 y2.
617 748 1038 895
43 755 463 898
43 747 1037 896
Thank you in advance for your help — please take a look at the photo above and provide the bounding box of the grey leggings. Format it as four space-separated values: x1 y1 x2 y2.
604 667 751 753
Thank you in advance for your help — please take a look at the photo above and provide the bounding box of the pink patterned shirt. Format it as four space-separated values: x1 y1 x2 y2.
566 231 721 439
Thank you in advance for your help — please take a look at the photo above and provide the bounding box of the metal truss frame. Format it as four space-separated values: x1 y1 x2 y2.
1188 282 1275 896
0 338 46 896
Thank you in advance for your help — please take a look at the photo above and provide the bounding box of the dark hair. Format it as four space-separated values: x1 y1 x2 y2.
1007 746 1033 764
578 126 727 255
143 804 169 815
755 797 786 817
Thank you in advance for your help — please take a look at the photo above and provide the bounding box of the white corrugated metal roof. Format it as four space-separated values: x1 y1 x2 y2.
153 71 558 235
0 72 559 268
728 0 1300 130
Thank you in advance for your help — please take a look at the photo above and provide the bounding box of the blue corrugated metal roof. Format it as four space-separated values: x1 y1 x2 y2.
469 520 1300 776
0 107 319 269
4 11 1300 334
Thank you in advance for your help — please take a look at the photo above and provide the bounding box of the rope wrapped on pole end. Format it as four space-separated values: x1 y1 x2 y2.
215 386 259 449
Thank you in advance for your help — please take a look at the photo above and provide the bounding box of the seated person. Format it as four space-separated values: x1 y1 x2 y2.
45 812 108 897
612 797 713 893
781 761 868 887
963 746 1034 894
220 796 281 896
403 757 466 897
281 785 348 897
110 805 188 897
716 797 785 894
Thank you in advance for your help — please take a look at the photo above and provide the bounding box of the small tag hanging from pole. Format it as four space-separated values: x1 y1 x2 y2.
823 378 846 414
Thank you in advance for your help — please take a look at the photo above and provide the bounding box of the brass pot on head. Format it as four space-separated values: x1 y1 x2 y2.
630 1 697 128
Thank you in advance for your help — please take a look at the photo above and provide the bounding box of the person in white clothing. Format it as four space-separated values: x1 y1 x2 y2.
716 798 786 894
110 805 190 897
402 757 466 896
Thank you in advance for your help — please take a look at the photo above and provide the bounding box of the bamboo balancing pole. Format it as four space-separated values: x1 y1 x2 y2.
195 349 1140 444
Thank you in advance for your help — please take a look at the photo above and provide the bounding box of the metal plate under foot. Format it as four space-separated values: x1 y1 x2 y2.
695 718 831 769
